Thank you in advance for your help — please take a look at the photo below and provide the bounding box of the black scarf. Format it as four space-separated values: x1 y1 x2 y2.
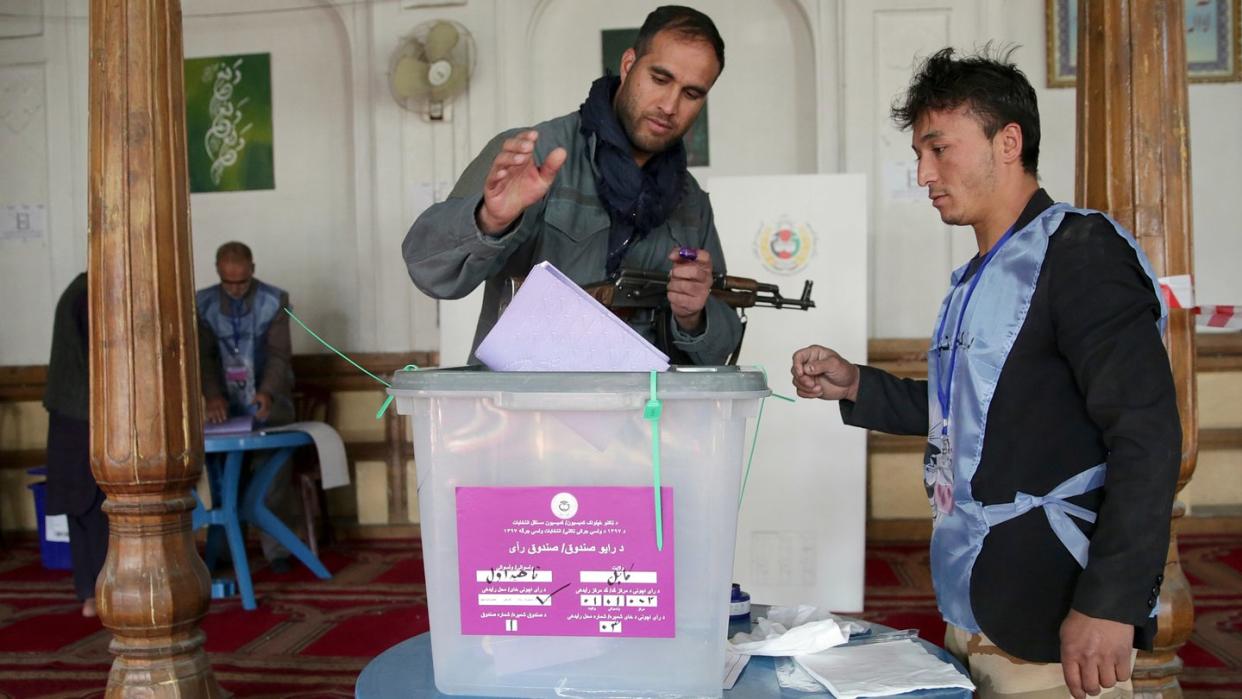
578 75 687 275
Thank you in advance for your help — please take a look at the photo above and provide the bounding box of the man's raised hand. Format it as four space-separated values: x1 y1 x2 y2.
477 130 567 235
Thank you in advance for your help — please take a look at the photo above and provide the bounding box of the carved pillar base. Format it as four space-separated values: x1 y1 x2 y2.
1134 502 1196 699
106 636 225 699
97 496 224 698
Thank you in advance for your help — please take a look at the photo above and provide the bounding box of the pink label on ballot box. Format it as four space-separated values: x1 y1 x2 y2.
455 486 674 638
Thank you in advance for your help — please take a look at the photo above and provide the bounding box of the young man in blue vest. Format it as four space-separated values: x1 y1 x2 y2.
791 48 1180 698
198 241 298 571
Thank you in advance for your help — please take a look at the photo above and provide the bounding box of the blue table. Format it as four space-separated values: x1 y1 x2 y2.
354 629 971 698
193 431 331 610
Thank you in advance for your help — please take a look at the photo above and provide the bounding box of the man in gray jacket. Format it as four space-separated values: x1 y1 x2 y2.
403 6 741 365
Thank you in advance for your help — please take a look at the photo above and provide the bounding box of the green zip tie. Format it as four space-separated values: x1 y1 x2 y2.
375 396 395 420
283 307 423 420
284 308 391 388
643 370 664 552
376 364 423 419
738 394 767 509
738 366 791 509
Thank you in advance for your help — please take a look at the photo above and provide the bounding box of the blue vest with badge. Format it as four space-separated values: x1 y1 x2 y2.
926 202 1166 633
197 280 287 418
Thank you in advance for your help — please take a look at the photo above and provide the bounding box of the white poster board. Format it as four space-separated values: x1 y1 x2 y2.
439 288 484 367
708 174 869 612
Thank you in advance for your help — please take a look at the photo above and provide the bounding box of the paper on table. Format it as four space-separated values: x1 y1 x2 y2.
723 651 750 690
794 639 975 698
763 605 871 637
265 421 350 489
204 415 255 436
729 615 848 657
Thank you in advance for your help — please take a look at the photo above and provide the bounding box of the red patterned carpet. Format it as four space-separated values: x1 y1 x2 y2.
0 533 1237 697
0 538 428 698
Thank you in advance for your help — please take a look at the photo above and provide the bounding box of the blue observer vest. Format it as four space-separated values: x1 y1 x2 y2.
926 203 1166 633
197 281 287 418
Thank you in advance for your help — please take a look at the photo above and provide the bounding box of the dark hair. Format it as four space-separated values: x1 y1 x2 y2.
634 5 725 74
215 241 253 264
891 45 1040 175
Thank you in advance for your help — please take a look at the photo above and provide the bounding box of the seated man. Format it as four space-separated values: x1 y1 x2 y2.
402 5 741 365
197 241 299 572
198 241 293 426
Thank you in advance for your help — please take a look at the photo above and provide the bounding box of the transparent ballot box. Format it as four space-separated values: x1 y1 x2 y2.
390 366 769 698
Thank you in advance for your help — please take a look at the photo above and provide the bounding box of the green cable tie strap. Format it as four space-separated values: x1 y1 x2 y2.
644 371 664 552
284 307 391 388
375 395 395 420
739 366 786 509
284 307 423 420
376 365 423 419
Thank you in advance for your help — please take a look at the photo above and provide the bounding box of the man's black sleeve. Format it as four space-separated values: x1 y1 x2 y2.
1051 215 1181 625
839 365 929 437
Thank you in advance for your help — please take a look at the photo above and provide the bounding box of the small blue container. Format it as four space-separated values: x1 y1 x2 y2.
728 582 752 638
211 578 239 600
26 467 72 571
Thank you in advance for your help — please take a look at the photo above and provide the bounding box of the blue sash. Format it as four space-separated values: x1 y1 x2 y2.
196 280 287 418
926 203 1166 633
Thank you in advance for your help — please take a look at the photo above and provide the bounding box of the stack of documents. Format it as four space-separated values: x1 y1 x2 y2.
203 415 255 436
794 639 976 697
723 605 975 696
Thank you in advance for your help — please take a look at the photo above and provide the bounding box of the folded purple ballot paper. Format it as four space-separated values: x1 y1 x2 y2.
203 415 255 436
475 261 670 372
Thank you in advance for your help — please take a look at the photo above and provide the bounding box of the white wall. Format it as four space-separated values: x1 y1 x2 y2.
1 0 1239 366
183 0 359 353
994 0 1242 312
0 0 88 366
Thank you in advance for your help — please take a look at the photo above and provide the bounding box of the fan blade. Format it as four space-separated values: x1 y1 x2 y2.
423 21 460 62
393 55 431 99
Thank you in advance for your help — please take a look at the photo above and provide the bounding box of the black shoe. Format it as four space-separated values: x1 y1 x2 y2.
268 557 292 574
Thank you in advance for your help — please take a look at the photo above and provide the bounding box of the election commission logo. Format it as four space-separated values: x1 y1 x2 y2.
755 218 816 275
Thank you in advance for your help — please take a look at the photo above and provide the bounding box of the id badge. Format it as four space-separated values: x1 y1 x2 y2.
938 430 952 470
223 350 255 411
932 429 954 517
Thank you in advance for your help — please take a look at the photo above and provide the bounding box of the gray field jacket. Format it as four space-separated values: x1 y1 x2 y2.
401 111 742 365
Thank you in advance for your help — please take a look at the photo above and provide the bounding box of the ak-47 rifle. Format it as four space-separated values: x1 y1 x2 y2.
583 267 815 312
581 267 815 365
